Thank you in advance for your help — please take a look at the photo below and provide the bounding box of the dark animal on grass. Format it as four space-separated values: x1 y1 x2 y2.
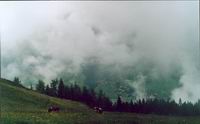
93 107 103 114
48 106 60 112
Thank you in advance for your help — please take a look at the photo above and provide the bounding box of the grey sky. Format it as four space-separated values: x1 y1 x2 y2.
0 1 199 102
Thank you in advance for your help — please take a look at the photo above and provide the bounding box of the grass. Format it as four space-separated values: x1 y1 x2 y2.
1 78 200 124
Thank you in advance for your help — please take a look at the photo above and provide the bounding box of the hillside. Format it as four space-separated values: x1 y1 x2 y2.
0 78 200 124
0 78 97 124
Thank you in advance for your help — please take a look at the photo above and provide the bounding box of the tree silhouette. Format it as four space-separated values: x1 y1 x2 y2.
116 96 123 112
36 80 45 94
58 79 65 98
49 79 58 96
13 77 21 85
45 84 50 95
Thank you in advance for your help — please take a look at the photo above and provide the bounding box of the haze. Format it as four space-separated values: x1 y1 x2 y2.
0 1 199 102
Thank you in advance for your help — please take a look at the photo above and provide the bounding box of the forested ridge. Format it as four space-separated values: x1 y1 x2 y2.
13 77 200 116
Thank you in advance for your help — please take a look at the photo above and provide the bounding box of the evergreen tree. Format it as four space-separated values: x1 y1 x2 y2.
116 96 123 112
179 98 182 106
82 86 89 104
97 90 104 107
50 79 58 96
89 88 97 107
45 84 50 95
36 80 45 94
64 85 70 99
58 79 65 98
70 85 75 99
73 84 82 101
13 77 21 85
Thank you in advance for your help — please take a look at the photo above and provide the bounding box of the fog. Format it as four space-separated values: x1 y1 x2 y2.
0 1 199 102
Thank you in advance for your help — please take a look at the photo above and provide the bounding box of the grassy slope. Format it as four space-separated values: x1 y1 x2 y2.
0 79 200 124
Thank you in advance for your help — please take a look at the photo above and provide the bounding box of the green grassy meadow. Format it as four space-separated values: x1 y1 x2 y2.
0 79 200 124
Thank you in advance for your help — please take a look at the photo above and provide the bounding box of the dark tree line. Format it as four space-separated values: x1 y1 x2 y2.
35 78 113 111
34 78 200 116
113 96 200 116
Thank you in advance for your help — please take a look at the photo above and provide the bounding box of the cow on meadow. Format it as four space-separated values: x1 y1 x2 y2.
93 107 103 114
48 106 60 112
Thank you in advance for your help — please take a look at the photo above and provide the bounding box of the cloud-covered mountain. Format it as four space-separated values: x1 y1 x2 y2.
0 1 199 102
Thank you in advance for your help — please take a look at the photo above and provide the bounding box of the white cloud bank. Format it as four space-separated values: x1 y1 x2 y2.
0 1 199 102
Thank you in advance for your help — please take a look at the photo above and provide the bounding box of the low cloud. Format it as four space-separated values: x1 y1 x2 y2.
0 1 199 101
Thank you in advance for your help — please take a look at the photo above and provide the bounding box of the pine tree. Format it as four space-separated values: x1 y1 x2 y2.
82 86 90 105
89 88 97 107
97 90 104 107
116 95 123 112
50 79 58 96
13 77 21 85
58 79 65 98
179 98 182 106
73 84 82 101
64 85 70 99
45 84 50 95
36 80 45 94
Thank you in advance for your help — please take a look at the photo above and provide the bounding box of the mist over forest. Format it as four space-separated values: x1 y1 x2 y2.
0 1 199 102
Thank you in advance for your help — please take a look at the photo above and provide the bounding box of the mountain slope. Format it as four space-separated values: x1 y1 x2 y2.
1 78 200 124
0 78 91 112
0 78 98 124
